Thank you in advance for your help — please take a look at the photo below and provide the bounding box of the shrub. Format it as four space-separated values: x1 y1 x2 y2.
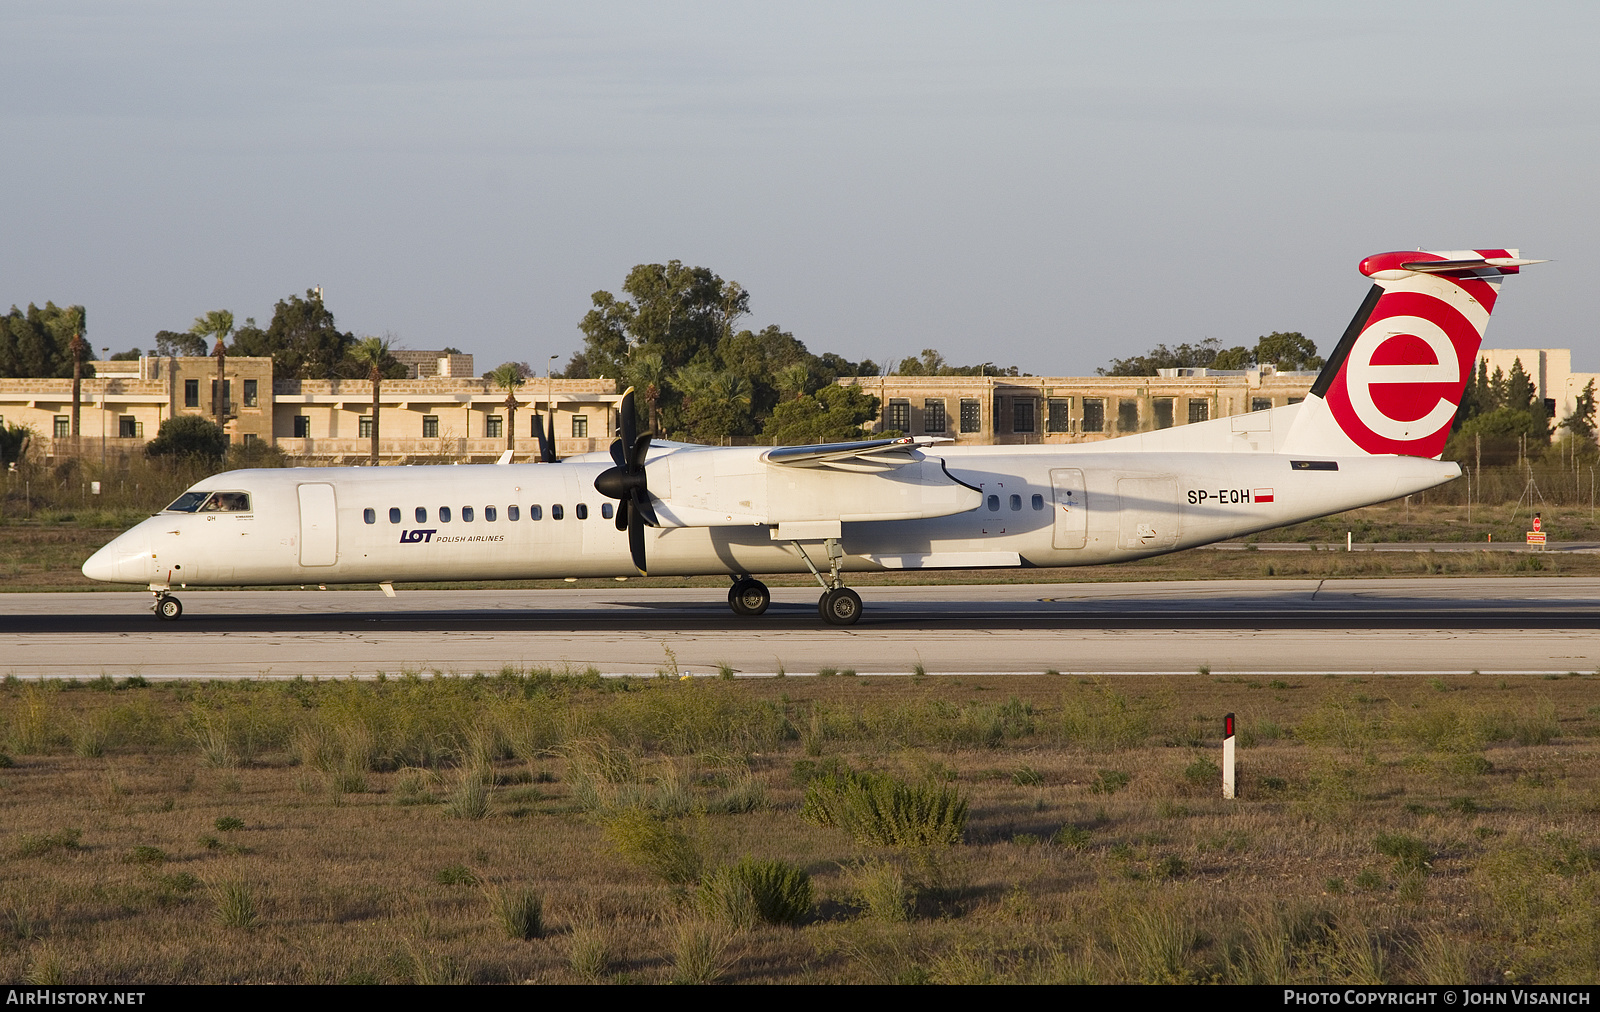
1060 685 1158 751
213 879 259 929
214 816 244 832
1054 824 1092 850
567 920 612 981
14 829 81 858
800 766 967 848
435 864 477 886
1089 769 1131 795
1183 759 1220 786
145 415 228 464
445 763 491 820
125 846 166 865
487 886 543 940
670 918 731 984
603 808 703 885
846 858 912 922
701 857 812 928
1375 833 1432 874
1011 765 1043 786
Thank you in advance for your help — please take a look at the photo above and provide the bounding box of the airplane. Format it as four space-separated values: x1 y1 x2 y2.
82 248 1542 624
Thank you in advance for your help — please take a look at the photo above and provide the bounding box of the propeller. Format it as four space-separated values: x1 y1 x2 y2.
593 387 656 574
535 411 558 463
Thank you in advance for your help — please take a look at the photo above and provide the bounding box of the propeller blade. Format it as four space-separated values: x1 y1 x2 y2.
535 413 558 463
608 439 625 467
632 489 658 528
618 386 638 458
614 496 629 532
627 509 647 575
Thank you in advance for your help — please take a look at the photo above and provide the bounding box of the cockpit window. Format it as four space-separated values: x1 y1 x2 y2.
165 492 210 513
198 492 251 513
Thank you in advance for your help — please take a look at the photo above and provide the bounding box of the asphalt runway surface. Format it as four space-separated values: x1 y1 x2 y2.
3 577 1598 679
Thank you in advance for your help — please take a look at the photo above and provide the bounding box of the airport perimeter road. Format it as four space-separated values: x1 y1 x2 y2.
4 577 1599 679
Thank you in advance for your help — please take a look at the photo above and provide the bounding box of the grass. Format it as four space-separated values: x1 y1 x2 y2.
0 670 1597 982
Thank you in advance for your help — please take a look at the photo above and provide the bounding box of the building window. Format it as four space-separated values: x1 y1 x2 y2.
923 399 946 433
1082 398 1105 433
1047 398 1072 433
211 379 230 413
422 415 439 438
960 399 982 433
571 414 588 439
359 416 374 438
119 416 137 438
1118 399 1139 433
486 415 502 439
54 416 69 439
1153 397 1174 429
184 380 199 408
242 379 258 407
1012 399 1035 433
885 399 910 432
293 415 311 438
1188 398 1210 424
1251 397 1273 412
243 433 258 446
1288 396 1304 405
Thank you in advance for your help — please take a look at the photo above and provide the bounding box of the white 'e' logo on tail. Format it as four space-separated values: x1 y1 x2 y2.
1344 317 1460 442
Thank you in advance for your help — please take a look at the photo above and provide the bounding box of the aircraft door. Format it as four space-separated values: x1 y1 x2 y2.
297 483 339 567
1116 476 1179 551
1048 468 1087 549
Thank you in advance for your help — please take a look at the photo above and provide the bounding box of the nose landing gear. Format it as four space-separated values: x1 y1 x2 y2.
152 591 182 621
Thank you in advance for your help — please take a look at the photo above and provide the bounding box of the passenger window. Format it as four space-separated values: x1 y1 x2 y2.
485 506 497 522
363 508 376 525
439 507 452 523
462 506 475 522
552 504 564 520
1031 493 1045 511
389 507 401 524
416 507 427 523
530 505 543 521
987 495 999 511
576 503 588 520
508 505 520 521
1009 494 1022 511
602 503 613 520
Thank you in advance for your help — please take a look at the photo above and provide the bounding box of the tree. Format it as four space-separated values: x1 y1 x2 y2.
109 347 142 361
676 363 753 443
1561 379 1597 442
154 330 209 357
0 302 90 378
190 310 235 433
1098 338 1224 376
145 415 228 464
1098 332 1321 376
893 348 1021 377
64 306 87 442
0 422 31 469
352 336 392 464
486 362 526 455
229 290 356 379
760 384 881 445
1255 332 1323 371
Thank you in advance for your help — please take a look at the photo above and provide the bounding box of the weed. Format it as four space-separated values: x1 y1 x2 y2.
125 845 167 865
214 816 245 832
603 808 703 885
1182 758 1220 786
800 765 967 848
14 829 81 858
212 879 260 929
1374 833 1432 874
716 661 736 681
567 919 613 981
670 918 732 984
1354 868 1385 891
1325 877 1345 895
1060 684 1158 751
1116 904 1197 983
435 864 477 886
1089 769 1131 795
486 885 542 940
445 763 491 820
1011 764 1043 787
1054 824 1091 850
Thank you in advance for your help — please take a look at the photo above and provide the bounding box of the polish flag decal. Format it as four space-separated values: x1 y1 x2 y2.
1253 488 1275 503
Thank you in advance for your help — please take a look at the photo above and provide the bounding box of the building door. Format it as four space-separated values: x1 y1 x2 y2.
1116 476 1179 551
1049 468 1088 549
297 483 338 566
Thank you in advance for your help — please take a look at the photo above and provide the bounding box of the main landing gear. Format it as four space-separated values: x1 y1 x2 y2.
793 537 862 627
152 591 182 621
728 576 771 616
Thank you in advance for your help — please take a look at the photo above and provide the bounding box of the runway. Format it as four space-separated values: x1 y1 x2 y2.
3 577 1598 679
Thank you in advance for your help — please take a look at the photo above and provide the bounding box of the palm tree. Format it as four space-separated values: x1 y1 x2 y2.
61 306 87 450
189 310 234 433
351 337 391 465
488 363 526 456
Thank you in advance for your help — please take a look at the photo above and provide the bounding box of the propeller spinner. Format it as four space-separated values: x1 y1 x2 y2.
593 387 656 574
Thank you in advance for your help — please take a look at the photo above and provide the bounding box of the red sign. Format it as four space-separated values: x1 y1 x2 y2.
1527 531 1546 545
1533 516 1542 532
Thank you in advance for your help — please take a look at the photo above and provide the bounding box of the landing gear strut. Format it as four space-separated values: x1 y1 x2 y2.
153 592 182 621
791 538 862 626
728 576 770 616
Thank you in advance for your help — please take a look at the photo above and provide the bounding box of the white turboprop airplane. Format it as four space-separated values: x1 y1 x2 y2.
83 249 1541 624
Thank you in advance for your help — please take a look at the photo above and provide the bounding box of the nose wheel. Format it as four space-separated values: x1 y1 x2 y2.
728 577 770 616
153 593 182 621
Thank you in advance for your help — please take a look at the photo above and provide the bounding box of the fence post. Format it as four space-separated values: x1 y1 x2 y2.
1222 713 1236 800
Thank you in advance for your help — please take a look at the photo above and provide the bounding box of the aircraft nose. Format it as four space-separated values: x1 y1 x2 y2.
82 531 151 584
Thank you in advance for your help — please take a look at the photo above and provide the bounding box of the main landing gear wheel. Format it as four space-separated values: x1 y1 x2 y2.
155 596 183 621
818 587 862 626
728 578 770 617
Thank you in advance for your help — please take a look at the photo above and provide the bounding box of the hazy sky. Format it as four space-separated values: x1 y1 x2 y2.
3 2 1596 376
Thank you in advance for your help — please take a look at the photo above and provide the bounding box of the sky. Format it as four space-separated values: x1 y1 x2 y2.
3 2 1597 377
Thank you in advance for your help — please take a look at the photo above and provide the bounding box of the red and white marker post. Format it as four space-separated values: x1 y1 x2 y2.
1223 713 1236 799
